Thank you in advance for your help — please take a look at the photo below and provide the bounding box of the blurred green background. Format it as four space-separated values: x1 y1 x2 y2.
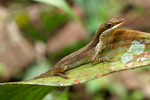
0 0 150 100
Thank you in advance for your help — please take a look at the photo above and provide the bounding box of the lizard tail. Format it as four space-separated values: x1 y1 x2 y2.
33 68 54 79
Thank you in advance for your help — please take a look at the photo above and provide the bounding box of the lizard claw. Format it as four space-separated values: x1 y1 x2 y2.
106 57 113 62
63 76 69 79
101 57 113 64
54 73 69 79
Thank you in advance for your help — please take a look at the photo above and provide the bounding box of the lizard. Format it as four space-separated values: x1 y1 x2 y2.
33 18 125 79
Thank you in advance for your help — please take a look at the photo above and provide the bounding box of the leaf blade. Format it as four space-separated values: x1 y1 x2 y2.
1 29 150 86
0 84 55 100
1 29 150 100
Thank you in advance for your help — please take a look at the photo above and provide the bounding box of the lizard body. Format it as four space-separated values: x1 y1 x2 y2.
34 18 125 79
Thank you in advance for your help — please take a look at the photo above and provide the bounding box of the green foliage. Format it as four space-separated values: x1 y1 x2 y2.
24 24 46 41
58 87 69 100
74 0 122 33
108 83 129 100
0 63 5 78
23 11 68 42
85 77 109 94
22 60 51 80
40 11 68 33
43 87 69 100
13 11 29 28
9 0 32 5
0 84 55 100
131 90 144 100
34 0 85 28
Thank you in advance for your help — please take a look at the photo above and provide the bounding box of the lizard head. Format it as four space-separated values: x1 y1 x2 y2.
104 18 125 30
94 18 125 42
91 18 125 46
100 18 125 37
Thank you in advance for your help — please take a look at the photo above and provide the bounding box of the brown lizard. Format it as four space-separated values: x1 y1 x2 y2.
34 18 125 79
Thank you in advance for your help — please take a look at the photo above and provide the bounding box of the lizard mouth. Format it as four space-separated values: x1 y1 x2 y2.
113 19 125 29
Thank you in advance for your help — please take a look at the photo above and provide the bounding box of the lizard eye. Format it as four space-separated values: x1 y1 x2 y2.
107 23 112 27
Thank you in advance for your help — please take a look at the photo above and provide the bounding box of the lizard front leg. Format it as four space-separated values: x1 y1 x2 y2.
54 65 69 79
90 42 112 63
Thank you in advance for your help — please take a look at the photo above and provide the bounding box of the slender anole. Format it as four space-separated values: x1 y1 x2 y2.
34 18 125 79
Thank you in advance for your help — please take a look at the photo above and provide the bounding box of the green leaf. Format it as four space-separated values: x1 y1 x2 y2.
34 0 85 28
2 29 150 86
1 29 150 99
58 87 69 100
0 84 55 100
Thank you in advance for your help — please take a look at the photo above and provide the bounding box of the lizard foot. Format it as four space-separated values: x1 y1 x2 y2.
54 73 69 79
101 57 113 64
90 57 113 63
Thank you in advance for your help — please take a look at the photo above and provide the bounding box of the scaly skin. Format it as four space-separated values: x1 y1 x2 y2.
34 18 125 79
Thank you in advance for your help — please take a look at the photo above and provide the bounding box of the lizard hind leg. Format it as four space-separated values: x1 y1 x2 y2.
54 65 69 79
90 57 112 63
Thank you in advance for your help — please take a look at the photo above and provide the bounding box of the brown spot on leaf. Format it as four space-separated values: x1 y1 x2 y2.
109 29 148 50
34 84 39 85
75 79 81 84
126 62 133 67
95 74 102 79
84 73 88 76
